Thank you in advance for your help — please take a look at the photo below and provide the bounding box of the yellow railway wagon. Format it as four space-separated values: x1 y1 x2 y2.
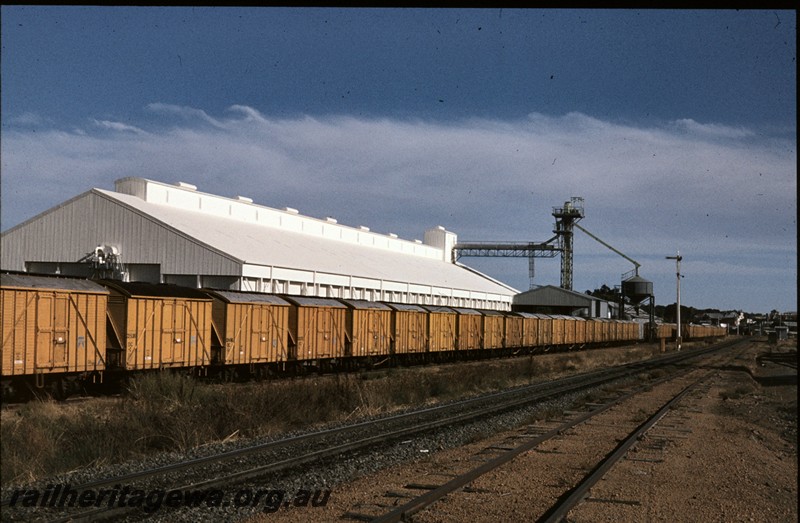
338 299 392 358
422 306 457 352
585 318 601 344
626 321 640 341
282 296 346 361
100 281 212 370
621 320 636 341
567 316 580 344
602 319 615 342
515 312 537 348
384 303 428 355
550 314 567 346
203 290 290 365
619 321 631 341
573 316 587 344
1 272 108 380
599 318 614 342
620 320 635 341
685 324 725 340
533 314 554 347
609 320 623 342
481 310 505 350
661 323 676 339
504 313 525 349
452 308 483 351
556 315 579 345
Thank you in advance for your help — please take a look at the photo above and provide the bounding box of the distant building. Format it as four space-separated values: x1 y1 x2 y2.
512 285 614 318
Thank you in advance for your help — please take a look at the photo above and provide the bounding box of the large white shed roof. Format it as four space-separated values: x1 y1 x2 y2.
97 179 517 297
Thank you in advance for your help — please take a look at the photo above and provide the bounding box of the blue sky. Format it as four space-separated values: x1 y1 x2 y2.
1 7 796 314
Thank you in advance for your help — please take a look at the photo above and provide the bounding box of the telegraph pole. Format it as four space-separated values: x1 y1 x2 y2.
666 251 683 350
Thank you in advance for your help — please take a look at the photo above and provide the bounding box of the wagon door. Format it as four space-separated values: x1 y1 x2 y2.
365 310 376 355
269 305 289 362
250 305 271 363
172 302 186 364
36 294 68 370
319 307 342 358
225 303 245 365
160 301 177 365
2 290 32 374
316 307 330 358
410 311 425 353
369 309 390 355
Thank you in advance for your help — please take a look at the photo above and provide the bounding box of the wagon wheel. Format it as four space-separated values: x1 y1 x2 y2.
222 368 237 383
47 379 67 401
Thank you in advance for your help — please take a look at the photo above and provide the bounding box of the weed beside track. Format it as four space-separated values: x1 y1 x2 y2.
1 344 668 486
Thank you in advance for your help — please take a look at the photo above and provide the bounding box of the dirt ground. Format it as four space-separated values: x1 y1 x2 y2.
248 339 797 523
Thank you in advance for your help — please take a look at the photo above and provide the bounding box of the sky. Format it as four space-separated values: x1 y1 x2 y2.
1 7 796 314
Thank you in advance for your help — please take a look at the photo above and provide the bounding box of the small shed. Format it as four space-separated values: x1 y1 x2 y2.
513 285 611 318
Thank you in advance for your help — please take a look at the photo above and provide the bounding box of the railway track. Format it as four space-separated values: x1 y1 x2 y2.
0 339 744 522
344 342 746 523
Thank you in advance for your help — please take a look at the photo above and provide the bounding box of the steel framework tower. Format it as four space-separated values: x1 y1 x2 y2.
552 197 585 291
451 197 585 290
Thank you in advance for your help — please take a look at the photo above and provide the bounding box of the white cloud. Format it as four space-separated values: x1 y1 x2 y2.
145 103 226 128
672 118 756 139
1 106 796 311
92 119 147 134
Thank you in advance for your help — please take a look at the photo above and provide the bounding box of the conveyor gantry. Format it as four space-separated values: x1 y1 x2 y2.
452 197 585 290
452 238 560 290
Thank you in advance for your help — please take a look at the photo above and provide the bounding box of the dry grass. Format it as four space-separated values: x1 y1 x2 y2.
1 344 663 487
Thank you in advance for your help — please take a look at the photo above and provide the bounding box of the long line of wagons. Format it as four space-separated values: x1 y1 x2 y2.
1 272 726 399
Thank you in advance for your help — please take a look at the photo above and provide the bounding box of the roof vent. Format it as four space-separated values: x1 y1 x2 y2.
325 217 338 224
283 207 299 214
389 233 398 238
236 196 253 203
359 226 370 232
176 182 197 191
